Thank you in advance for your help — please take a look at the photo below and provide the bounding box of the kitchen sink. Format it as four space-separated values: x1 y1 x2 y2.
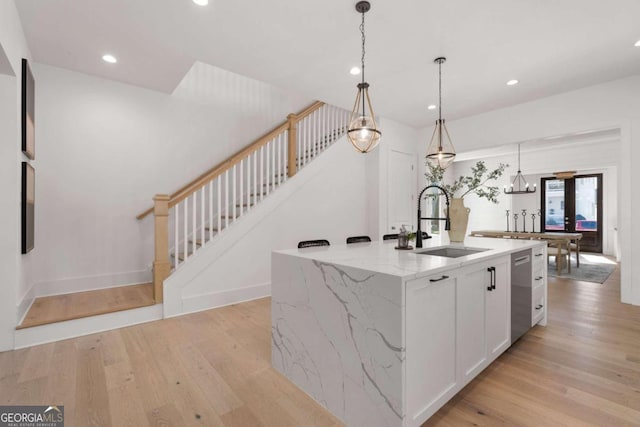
415 246 490 258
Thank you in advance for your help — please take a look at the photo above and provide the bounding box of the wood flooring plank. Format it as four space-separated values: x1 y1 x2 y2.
2 260 638 427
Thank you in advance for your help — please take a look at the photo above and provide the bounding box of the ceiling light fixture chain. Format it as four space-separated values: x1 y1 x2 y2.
347 1 381 154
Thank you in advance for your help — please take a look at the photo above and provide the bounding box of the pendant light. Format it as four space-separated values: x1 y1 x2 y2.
426 57 456 169
504 144 536 194
347 1 381 153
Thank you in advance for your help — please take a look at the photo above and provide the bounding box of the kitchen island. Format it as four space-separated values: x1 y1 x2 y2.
271 236 547 427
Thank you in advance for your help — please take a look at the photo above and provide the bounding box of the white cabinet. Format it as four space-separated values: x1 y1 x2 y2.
486 256 510 359
456 265 488 384
456 256 510 387
405 255 511 425
532 245 548 326
406 272 458 424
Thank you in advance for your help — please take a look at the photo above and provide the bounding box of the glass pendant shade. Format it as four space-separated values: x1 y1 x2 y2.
347 83 381 153
426 119 456 169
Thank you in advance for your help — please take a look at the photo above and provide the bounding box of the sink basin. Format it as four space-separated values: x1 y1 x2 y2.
415 246 489 258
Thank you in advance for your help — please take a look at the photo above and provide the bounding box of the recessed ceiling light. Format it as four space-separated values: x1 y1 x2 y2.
193 0 208 5
506 79 519 86
635 39 640 47
349 66 361 75
102 54 117 64
427 104 436 110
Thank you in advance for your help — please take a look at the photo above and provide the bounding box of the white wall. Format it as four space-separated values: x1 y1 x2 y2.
27 63 311 305
418 75 640 305
0 0 31 351
374 117 421 236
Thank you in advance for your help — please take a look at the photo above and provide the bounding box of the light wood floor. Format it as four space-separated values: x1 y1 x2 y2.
2 263 638 426
18 283 155 329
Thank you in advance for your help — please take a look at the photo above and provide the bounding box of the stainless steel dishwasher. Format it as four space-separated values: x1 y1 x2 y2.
511 249 532 343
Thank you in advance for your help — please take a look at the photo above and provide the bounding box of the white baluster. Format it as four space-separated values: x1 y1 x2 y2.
174 205 179 269
200 186 205 246
232 164 237 221
225 169 229 229
209 179 214 241
283 130 288 182
183 199 188 262
217 177 221 234
260 145 264 201
192 193 196 257
265 142 270 196
247 153 252 209
239 159 244 217
313 111 318 158
324 106 329 149
277 134 282 186
272 138 277 185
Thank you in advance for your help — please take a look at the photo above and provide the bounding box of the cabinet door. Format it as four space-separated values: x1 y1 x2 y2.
456 265 488 385
406 274 457 424
486 257 510 360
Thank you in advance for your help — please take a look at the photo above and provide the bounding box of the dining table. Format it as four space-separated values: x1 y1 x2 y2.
469 230 583 270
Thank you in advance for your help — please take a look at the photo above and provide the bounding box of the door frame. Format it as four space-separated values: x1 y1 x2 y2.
540 173 603 253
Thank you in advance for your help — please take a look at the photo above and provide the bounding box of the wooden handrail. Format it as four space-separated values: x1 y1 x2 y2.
137 100 325 219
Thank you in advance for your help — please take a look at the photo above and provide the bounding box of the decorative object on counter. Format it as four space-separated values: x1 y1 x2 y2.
521 209 527 232
416 185 449 247
513 213 519 232
504 144 536 194
505 210 510 232
346 1 381 153
424 161 507 242
396 225 414 250
531 213 537 233
425 57 456 169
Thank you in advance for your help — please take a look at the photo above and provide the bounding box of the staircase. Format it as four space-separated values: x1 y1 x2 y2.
136 101 351 302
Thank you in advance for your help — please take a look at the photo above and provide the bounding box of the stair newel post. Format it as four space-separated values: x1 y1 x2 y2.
287 113 298 178
152 194 171 303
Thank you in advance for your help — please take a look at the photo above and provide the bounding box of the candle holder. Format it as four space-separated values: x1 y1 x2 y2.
505 210 510 232
531 213 537 233
513 213 519 232
521 209 527 232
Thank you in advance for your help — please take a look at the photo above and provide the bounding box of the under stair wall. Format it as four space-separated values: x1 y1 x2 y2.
164 136 369 317
18 63 312 315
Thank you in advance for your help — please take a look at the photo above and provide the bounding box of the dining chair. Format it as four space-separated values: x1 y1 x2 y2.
298 239 330 249
346 235 372 244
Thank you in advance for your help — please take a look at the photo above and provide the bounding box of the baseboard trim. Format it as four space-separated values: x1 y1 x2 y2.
16 285 36 327
166 283 271 318
34 270 151 297
14 304 163 349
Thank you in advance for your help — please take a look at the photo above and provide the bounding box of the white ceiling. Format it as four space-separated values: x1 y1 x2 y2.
15 0 640 128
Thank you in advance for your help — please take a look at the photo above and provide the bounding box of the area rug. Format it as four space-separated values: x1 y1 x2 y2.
547 256 616 284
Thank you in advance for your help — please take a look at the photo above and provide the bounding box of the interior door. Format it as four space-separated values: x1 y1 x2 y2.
388 150 416 232
541 174 603 252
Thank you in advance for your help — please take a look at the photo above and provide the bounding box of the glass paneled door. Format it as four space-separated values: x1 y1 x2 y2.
541 174 603 253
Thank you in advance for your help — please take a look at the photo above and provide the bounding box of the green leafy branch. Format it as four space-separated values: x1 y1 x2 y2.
424 161 508 204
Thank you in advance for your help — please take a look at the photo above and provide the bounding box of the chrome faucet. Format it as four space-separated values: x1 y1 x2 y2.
416 184 451 248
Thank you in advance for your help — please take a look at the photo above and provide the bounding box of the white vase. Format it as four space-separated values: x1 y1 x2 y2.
447 198 470 242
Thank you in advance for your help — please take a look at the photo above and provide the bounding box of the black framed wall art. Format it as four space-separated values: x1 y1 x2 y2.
21 58 35 159
21 162 35 254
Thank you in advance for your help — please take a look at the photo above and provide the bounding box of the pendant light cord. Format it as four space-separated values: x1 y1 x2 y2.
360 12 365 84
360 11 366 117
517 144 521 172
438 59 443 122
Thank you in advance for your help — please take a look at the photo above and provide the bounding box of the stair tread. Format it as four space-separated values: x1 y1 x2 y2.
16 283 156 329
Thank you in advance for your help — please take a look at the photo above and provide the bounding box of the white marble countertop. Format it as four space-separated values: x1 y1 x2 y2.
274 235 545 280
